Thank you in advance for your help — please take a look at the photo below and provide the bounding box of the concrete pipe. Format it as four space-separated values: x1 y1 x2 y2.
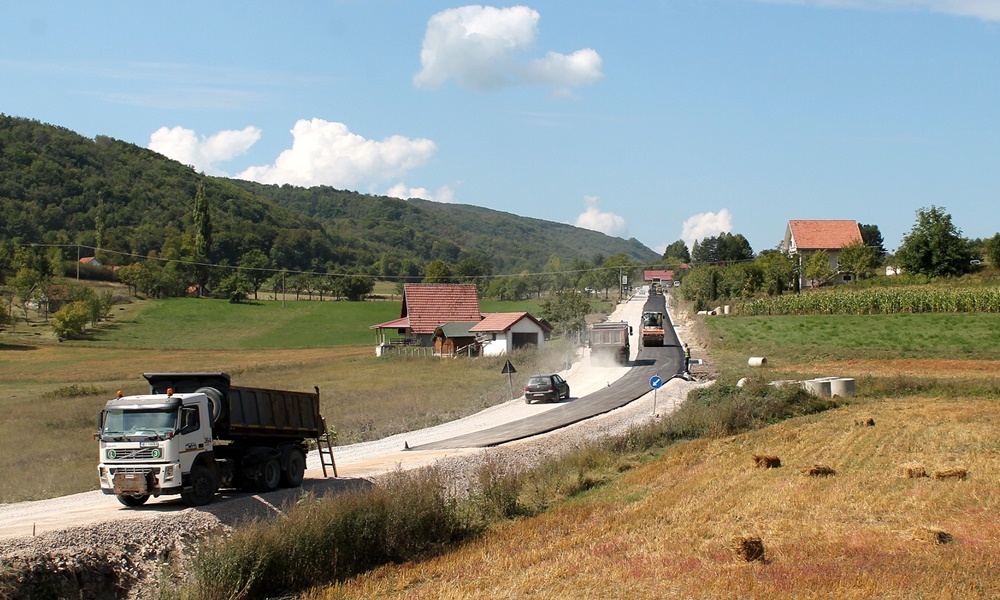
830 378 856 398
748 357 768 367
805 379 832 397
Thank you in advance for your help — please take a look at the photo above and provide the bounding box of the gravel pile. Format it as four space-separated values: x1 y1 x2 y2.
0 511 226 599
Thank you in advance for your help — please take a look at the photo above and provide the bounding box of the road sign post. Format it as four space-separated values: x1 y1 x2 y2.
649 375 663 417
501 360 517 400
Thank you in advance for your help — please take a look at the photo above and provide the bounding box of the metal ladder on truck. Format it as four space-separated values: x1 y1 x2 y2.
317 419 338 478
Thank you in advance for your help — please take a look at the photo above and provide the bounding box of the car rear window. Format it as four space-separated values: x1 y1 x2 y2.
527 376 549 385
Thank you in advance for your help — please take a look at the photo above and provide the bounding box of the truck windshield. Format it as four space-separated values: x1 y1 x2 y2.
102 409 177 439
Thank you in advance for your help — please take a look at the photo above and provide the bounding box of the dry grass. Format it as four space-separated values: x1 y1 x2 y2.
312 395 1000 599
0 340 569 503
753 454 781 469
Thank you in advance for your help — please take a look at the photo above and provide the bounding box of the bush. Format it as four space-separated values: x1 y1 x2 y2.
51 301 89 339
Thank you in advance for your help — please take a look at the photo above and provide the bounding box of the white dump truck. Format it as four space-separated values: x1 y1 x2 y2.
96 372 327 507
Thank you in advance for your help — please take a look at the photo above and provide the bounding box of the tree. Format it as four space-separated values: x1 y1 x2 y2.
986 233 1000 269
539 290 591 337
334 275 375 301
216 272 252 303
895 206 974 277
691 233 754 264
52 301 89 340
662 240 691 263
756 250 796 296
803 250 834 287
837 239 878 279
193 184 212 295
423 260 453 284
12 267 42 323
859 223 887 257
678 265 718 311
238 249 272 300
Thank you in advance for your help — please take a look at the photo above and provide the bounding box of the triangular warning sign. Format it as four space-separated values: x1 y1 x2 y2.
501 359 517 374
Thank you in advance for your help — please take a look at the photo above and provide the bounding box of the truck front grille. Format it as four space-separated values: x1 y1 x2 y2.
109 467 161 475
109 447 162 460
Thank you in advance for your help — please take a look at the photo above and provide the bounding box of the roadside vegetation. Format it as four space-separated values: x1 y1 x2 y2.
159 278 1000 599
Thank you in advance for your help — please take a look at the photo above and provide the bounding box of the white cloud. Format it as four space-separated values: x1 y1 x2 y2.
148 125 261 175
758 0 1000 21
681 209 734 250
413 5 603 92
574 196 628 237
237 118 437 188
386 183 457 203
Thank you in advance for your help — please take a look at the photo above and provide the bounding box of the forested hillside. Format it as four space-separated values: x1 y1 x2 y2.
0 115 659 282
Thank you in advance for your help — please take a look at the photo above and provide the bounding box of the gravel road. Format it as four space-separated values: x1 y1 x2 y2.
0 291 707 599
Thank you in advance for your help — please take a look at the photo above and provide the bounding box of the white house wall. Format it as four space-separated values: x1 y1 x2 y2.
479 320 547 356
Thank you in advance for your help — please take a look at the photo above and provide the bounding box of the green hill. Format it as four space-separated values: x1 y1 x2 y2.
0 115 659 278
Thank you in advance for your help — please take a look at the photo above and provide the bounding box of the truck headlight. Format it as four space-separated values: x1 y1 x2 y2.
164 465 174 480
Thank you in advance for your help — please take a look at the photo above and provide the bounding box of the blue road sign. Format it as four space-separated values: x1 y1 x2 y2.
649 375 663 389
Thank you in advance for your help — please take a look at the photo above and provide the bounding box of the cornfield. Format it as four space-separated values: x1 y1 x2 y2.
735 286 1000 316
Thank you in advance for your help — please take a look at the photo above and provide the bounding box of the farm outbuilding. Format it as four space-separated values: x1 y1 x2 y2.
432 322 481 357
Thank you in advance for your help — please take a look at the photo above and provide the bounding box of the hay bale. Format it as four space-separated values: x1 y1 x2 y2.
753 454 781 469
731 535 766 562
854 418 875 427
934 468 968 481
914 527 953 545
803 464 836 477
900 463 928 478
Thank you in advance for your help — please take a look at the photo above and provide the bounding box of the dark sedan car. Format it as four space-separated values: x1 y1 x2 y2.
524 374 570 404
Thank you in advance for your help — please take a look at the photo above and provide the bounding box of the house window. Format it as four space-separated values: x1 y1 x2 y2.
843 274 853 282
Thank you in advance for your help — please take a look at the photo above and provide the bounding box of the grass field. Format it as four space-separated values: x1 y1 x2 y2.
0 292 570 503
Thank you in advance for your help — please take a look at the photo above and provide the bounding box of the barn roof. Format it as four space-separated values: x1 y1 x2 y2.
470 312 552 333
786 220 863 251
399 283 482 335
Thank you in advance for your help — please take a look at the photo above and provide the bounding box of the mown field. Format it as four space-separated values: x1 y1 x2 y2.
0 293 558 504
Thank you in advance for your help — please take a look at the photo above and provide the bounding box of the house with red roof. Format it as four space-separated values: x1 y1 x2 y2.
370 283 550 357
470 312 552 357
783 220 864 288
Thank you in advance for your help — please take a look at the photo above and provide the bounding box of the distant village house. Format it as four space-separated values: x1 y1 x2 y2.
370 283 550 357
783 220 864 289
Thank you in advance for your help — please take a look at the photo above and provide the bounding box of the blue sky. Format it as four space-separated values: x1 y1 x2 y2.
3 1 999 257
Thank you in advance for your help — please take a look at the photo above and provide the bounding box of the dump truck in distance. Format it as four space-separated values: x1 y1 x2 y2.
641 311 665 347
589 321 631 365
96 373 326 507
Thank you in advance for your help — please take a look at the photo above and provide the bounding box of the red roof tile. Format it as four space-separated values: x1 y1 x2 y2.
401 283 482 334
643 269 674 281
369 316 410 330
470 312 551 333
787 220 862 251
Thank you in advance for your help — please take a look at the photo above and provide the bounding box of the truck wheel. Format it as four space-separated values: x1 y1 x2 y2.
281 451 306 488
117 494 149 507
182 466 217 507
255 457 282 492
